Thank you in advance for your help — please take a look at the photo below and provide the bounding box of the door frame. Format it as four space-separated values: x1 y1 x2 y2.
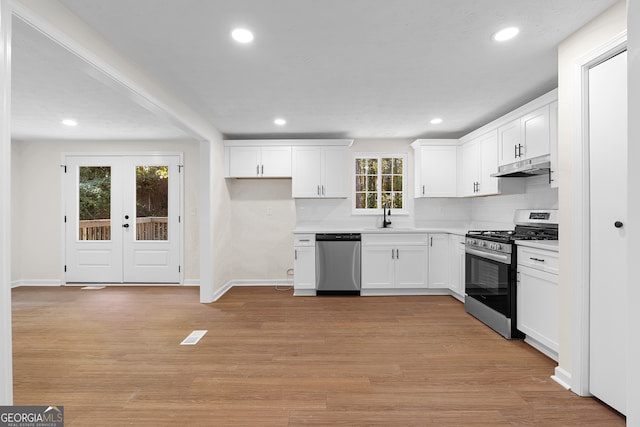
61 152 184 285
570 32 627 397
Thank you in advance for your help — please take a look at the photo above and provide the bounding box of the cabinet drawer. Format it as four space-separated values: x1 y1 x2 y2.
294 234 315 246
363 233 427 246
517 246 558 274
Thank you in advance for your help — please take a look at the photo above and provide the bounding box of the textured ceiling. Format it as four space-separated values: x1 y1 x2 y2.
11 0 620 141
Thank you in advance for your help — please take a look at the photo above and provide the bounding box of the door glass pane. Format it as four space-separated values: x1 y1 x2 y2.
79 166 111 240
136 166 169 241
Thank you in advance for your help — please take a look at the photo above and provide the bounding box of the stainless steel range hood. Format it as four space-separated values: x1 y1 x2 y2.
491 154 551 178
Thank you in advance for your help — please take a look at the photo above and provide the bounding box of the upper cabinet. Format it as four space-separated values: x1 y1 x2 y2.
411 140 457 198
549 101 559 188
497 104 551 166
291 140 352 198
460 130 502 197
225 141 292 178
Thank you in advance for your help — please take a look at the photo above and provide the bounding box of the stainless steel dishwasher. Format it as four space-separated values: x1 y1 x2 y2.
315 233 361 295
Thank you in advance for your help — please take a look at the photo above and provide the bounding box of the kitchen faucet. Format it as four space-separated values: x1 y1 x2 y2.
382 203 392 228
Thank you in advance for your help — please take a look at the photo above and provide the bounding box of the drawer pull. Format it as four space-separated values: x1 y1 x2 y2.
530 257 545 262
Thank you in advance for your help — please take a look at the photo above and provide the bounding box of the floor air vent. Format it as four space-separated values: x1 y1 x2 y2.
180 330 207 346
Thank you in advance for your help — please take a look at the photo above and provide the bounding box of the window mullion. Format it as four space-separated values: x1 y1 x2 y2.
377 157 382 211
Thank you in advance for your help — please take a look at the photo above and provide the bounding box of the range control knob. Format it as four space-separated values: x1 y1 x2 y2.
496 244 502 251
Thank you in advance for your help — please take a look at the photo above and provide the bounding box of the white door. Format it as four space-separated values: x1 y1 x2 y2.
588 50 627 415
395 245 428 289
65 155 181 284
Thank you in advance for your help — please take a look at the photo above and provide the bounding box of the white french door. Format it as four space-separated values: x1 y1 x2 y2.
64 154 182 284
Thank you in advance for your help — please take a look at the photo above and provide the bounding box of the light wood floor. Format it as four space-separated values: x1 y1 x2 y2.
12 286 624 426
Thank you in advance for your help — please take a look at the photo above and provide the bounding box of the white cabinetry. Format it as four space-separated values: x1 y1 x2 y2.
362 234 428 289
293 234 315 296
549 101 558 188
460 131 501 197
427 234 449 288
292 145 350 198
448 234 465 300
516 244 559 360
411 140 457 197
225 142 292 178
498 104 551 167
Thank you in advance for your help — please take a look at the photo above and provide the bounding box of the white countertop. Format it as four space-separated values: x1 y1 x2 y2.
293 227 468 236
514 239 559 252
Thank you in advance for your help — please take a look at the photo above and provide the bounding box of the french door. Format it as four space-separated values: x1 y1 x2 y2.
64 154 182 284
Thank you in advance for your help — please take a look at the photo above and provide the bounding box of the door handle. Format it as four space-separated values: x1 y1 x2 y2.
123 223 130 228
261 164 264 175
614 221 623 228
257 164 260 176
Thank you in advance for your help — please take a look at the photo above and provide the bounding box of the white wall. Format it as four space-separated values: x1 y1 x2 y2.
228 179 295 281
10 138 201 284
557 0 626 379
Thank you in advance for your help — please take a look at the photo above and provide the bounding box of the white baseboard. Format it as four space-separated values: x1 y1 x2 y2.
551 366 572 390
182 279 199 287
210 279 294 302
12 279 199 288
11 280 63 288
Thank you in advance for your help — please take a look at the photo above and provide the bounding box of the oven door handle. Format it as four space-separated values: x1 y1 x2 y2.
465 246 510 264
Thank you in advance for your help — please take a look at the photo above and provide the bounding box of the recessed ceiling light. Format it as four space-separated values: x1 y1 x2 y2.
274 118 286 126
493 27 519 42
231 28 254 43
62 119 78 127
430 118 443 125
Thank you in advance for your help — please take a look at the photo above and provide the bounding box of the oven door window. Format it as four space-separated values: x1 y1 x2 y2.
465 252 512 317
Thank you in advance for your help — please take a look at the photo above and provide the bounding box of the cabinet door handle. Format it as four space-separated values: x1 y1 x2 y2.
430 237 433 247
530 257 545 262
261 164 264 175
391 249 395 259
518 144 524 158
295 249 297 260
422 185 425 195
317 185 321 196
396 249 399 259
514 144 518 159
322 185 325 196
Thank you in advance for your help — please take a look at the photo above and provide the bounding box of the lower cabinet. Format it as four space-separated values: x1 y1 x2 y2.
293 234 315 295
516 245 559 360
362 234 428 289
427 234 449 288
448 234 466 300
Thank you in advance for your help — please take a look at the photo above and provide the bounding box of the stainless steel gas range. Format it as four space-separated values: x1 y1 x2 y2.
464 209 558 339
